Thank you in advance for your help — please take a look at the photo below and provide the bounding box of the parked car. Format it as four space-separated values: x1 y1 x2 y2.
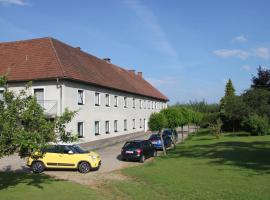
149 134 172 150
27 144 101 173
121 140 157 163
163 129 178 142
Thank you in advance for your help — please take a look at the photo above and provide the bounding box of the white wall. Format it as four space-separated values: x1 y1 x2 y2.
4 80 167 143
62 80 167 143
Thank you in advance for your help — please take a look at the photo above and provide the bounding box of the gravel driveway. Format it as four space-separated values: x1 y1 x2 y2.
0 130 190 186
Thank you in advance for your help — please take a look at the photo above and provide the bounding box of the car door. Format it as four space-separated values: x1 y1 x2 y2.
56 145 77 168
42 145 61 168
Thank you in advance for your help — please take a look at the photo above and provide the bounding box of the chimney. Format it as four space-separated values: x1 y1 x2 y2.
128 70 136 75
103 58 111 63
137 72 143 78
76 47 81 50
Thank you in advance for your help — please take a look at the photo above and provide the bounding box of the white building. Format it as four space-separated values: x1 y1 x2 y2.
0 37 168 143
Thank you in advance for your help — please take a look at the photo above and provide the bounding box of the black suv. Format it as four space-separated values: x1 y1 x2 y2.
121 140 157 163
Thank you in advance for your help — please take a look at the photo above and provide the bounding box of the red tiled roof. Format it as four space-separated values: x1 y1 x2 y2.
0 37 168 101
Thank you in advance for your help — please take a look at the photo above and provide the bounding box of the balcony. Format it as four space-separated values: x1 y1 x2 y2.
37 100 58 118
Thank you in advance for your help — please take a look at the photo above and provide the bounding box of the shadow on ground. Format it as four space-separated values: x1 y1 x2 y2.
0 166 61 190
168 138 270 173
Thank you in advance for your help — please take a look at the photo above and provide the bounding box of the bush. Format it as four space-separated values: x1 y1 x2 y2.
241 114 269 135
209 118 223 138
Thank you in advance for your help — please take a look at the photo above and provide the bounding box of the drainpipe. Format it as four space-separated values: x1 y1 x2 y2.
56 78 63 115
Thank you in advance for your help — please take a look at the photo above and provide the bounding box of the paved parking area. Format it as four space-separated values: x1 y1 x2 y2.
0 130 191 186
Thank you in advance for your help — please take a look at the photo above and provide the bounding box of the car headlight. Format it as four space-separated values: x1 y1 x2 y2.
90 155 97 159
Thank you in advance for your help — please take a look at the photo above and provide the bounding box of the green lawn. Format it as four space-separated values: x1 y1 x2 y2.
1 131 270 200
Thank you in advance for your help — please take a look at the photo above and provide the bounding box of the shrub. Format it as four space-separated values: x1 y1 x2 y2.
209 118 223 138
241 114 269 135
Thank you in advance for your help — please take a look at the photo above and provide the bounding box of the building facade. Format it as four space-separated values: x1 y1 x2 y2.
0 37 168 143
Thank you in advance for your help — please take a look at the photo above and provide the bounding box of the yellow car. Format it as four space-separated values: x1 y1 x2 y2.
27 144 101 173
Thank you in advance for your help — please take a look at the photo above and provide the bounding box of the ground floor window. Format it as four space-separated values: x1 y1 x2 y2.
114 120 118 132
0 90 4 101
95 121 100 135
77 122 84 138
124 119 127 131
133 119 135 129
105 121 110 134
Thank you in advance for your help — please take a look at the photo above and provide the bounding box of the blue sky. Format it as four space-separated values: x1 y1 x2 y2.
0 0 270 104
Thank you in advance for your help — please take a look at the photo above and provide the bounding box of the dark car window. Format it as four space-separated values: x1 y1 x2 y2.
124 142 142 148
69 145 89 154
150 134 160 140
57 145 71 154
42 145 58 153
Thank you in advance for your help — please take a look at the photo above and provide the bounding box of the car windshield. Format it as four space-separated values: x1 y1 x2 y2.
124 142 141 148
69 145 89 154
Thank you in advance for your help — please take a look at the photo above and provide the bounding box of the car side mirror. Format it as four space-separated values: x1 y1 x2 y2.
68 150 74 154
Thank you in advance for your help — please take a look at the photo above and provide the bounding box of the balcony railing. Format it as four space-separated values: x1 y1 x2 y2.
37 100 58 118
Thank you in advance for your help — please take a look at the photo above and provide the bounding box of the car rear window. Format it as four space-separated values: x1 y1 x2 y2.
124 142 141 148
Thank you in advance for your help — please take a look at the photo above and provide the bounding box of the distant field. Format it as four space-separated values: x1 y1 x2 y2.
1 130 270 200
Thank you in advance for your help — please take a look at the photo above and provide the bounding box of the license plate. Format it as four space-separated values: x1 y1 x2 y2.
126 151 133 154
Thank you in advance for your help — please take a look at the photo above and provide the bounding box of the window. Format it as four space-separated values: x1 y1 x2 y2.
34 88 45 108
124 97 127 108
124 119 127 131
0 90 4 102
133 119 135 129
114 120 118 132
133 98 135 108
95 92 100 106
105 121 110 134
148 101 150 109
140 118 142 128
77 122 84 138
144 100 146 109
139 100 142 109
105 94 110 107
114 96 118 107
152 101 155 109
95 121 100 135
77 89 84 105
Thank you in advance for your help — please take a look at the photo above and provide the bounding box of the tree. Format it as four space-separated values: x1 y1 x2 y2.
220 79 236 114
222 96 248 132
148 112 167 155
161 108 181 148
242 88 270 120
241 114 269 136
191 111 203 133
177 107 189 143
251 66 270 90
0 76 77 158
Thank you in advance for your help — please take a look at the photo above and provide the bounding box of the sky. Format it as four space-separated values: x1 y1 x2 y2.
0 0 270 104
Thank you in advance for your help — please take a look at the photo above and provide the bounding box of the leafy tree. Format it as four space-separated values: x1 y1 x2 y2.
251 66 270 90
242 88 270 119
0 76 77 158
177 107 189 143
222 96 248 132
161 108 181 148
148 112 167 155
241 114 269 136
209 118 223 138
191 111 203 133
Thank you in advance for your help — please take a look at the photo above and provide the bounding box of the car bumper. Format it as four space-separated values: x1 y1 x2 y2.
121 153 140 161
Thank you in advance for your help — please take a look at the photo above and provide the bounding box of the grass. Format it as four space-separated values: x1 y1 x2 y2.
1 130 270 200
0 172 108 200
103 131 270 200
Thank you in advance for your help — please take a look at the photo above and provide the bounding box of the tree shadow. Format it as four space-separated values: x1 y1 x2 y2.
0 166 61 190
169 140 270 173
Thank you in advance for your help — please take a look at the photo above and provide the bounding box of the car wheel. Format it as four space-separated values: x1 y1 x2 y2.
140 155 145 163
31 161 45 173
78 161 91 173
153 151 157 157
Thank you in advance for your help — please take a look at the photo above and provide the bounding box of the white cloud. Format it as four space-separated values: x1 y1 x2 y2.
242 65 251 71
0 0 29 6
213 49 250 60
233 35 247 43
124 0 177 59
254 47 270 60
